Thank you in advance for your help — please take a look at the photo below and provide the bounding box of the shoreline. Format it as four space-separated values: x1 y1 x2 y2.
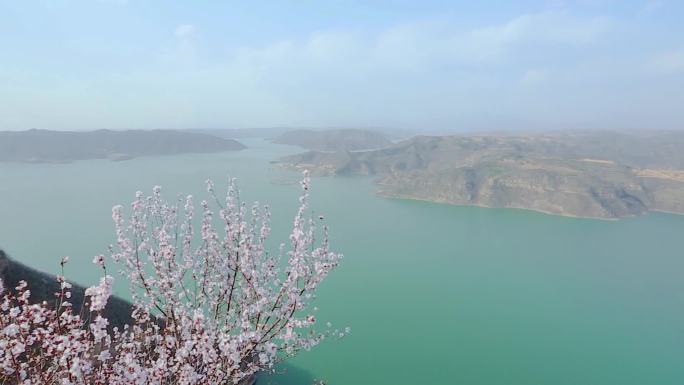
373 190 661 221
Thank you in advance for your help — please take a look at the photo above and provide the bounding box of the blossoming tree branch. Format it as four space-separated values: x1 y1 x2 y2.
0 171 344 384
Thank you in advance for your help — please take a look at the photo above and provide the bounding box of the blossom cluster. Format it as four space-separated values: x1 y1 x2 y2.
0 171 342 384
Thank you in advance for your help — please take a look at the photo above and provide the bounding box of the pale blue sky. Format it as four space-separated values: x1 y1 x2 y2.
0 0 682 131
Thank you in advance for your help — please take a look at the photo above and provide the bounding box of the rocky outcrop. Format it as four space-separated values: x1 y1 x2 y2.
277 131 684 219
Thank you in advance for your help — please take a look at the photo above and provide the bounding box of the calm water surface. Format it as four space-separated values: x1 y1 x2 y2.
1 139 683 385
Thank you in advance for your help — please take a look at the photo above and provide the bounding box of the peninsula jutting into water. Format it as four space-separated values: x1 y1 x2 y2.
278 129 684 219
0 129 246 163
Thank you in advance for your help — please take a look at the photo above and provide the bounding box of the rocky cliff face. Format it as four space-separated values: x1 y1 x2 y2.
277 131 684 219
374 161 653 218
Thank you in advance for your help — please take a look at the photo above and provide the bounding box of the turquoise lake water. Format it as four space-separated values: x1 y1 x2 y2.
1 139 683 384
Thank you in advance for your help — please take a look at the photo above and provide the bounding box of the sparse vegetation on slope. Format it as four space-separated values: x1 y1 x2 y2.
277 130 684 219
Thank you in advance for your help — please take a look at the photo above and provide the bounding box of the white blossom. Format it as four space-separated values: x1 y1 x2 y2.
92 255 105 268
84 276 113 312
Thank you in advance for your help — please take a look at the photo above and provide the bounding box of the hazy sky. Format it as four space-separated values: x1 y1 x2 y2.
0 0 682 131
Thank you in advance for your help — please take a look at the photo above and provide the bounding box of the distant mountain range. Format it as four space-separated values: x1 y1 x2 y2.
277 130 684 219
189 127 409 143
271 128 392 151
188 127 293 139
0 129 245 163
